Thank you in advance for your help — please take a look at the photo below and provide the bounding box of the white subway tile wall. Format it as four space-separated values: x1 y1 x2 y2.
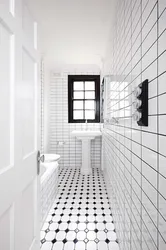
103 0 166 249
41 165 59 228
49 72 102 169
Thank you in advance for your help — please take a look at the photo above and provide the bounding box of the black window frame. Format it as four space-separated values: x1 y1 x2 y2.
68 75 100 123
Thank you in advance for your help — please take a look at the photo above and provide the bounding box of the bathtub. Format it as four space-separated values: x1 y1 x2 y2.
40 155 60 227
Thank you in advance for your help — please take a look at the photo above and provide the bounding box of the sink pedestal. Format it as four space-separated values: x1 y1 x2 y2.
81 139 92 175
71 130 102 175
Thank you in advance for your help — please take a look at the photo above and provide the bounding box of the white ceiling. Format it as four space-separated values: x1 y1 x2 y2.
27 0 114 67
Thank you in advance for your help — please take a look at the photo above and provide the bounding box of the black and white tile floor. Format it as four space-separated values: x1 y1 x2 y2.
40 167 119 250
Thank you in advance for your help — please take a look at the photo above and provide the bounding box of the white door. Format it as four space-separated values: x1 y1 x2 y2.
0 1 40 250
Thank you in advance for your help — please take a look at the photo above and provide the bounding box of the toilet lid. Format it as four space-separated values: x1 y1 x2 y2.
44 154 60 163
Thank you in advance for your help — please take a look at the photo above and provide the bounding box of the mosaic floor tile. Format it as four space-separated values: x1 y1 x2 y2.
41 167 119 250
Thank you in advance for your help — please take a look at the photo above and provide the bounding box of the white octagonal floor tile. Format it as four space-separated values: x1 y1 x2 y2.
41 242 52 250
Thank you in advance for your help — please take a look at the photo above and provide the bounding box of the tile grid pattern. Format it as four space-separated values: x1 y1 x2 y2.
102 0 166 249
49 71 102 169
41 165 59 227
40 167 119 250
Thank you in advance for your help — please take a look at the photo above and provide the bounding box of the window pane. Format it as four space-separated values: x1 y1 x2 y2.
85 81 95 90
74 81 84 90
85 110 95 120
74 101 83 109
74 91 84 99
85 100 95 109
74 110 83 119
85 91 95 99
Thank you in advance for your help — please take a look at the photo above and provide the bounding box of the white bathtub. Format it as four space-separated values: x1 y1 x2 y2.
40 161 58 184
40 155 60 227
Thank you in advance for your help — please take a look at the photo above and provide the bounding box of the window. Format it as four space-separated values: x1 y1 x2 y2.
68 75 100 123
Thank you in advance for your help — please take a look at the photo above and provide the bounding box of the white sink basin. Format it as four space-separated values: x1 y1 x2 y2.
71 130 102 175
71 130 102 139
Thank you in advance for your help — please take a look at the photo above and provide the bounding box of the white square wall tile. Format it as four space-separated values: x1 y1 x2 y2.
158 0 166 15
159 136 166 156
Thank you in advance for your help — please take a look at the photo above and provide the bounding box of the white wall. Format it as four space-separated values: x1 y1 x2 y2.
102 0 166 249
43 63 102 168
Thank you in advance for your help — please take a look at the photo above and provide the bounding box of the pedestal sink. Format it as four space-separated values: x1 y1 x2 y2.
71 130 102 175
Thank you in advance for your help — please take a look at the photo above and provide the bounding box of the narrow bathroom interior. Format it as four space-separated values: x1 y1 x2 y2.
0 0 166 250
40 71 118 250
38 0 166 249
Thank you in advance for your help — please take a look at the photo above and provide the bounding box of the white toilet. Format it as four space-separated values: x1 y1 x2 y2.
42 153 61 163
